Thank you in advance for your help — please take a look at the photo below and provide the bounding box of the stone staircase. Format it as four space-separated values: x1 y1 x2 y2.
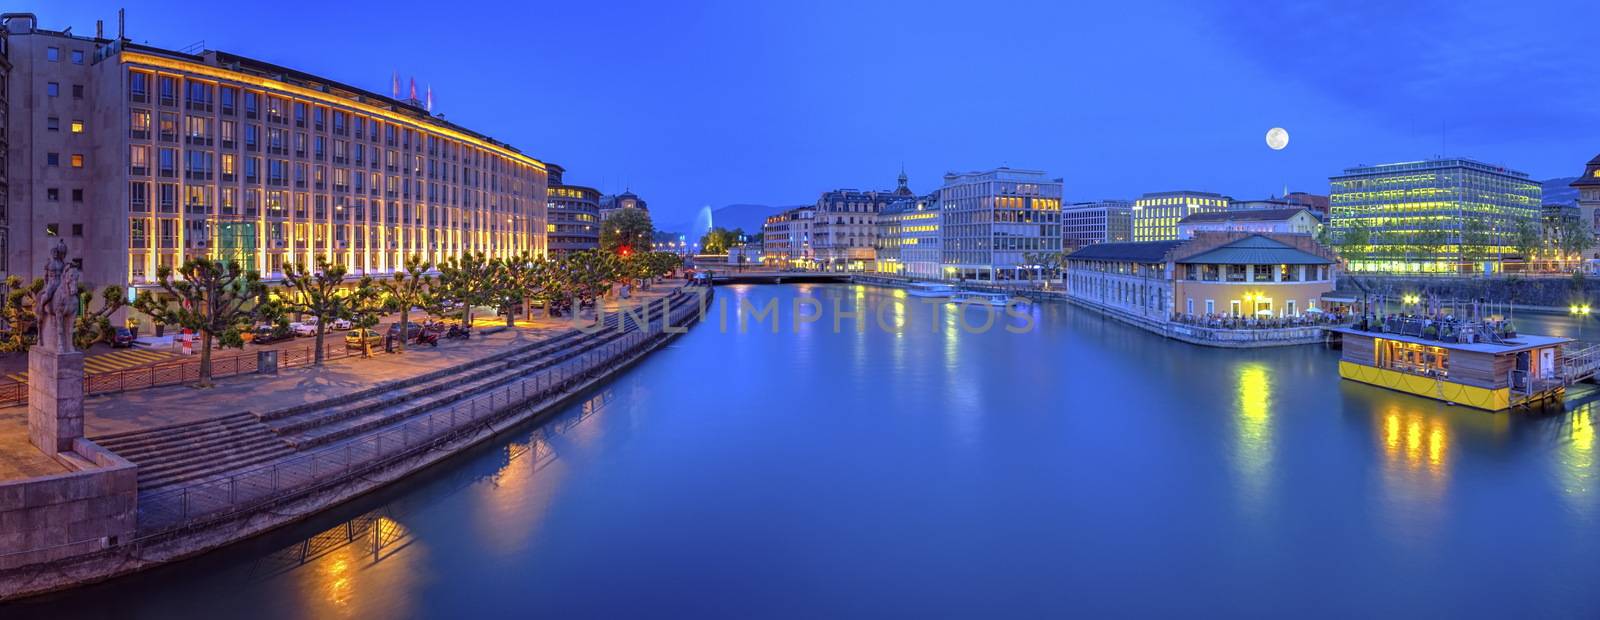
95 288 696 495
261 290 693 451
91 412 295 491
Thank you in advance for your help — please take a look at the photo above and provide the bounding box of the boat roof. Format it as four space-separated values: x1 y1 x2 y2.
1331 327 1572 354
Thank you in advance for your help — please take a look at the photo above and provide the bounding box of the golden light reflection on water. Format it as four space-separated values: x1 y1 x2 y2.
1233 364 1274 514
1557 405 1596 515
1375 404 1452 543
266 511 419 619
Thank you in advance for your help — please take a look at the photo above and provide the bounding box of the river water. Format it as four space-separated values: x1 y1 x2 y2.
16 283 1600 617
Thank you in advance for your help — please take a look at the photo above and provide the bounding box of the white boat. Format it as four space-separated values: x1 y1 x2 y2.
906 283 958 298
948 292 1017 307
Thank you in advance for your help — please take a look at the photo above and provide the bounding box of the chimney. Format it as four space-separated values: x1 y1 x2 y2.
118 9 125 39
95 19 103 38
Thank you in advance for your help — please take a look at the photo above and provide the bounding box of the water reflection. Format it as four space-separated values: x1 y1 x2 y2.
1374 404 1452 544
1558 403 1596 516
1232 363 1274 515
246 507 419 619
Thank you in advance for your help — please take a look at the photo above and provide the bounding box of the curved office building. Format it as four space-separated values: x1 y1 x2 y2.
545 163 600 255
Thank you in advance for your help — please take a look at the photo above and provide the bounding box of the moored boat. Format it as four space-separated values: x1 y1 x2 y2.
948 292 1017 307
906 283 958 298
1331 316 1575 411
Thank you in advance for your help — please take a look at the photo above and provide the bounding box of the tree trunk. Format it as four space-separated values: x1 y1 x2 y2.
505 308 514 327
313 321 326 365
198 330 215 388
464 305 473 328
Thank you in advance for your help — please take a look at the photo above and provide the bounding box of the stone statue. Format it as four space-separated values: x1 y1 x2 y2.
34 240 79 352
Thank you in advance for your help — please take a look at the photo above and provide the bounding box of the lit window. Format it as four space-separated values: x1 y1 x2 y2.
71 154 85 168
70 120 85 133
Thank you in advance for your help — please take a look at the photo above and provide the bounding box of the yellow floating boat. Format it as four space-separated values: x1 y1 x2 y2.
1332 324 1572 411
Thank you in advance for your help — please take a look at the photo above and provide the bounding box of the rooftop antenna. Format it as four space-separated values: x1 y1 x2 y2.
391 71 399 98
118 8 124 40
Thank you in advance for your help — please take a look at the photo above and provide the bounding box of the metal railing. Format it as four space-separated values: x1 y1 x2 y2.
136 295 703 532
0 341 349 407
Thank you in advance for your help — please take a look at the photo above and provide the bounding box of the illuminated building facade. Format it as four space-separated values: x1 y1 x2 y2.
3 14 548 305
1329 158 1541 273
1063 199 1132 251
874 193 941 278
811 172 912 272
1131 190 1230 242
1065 232 1337 321
599 190 646 220
1177 207 1319 239
760 206 813 268
1568 154 1600 259
545 163 599 255
939 167 1062 281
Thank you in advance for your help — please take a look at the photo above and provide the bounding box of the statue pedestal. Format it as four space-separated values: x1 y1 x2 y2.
28 347 85 456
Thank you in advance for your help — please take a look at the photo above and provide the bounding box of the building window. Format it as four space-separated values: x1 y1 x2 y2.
72 224 83 237
47 117 59 131
47 46 60 61
70 154 84 168
47 188 59 202
72 189 83 203
46 224 59 237
70 120 85 133
72 84 84 99
128 71 148 101
71 50 85 64
47 82 59 97
47 153 60 166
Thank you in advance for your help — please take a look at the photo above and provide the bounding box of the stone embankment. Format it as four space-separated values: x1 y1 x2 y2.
0 287 710 600
1338 274 1598 312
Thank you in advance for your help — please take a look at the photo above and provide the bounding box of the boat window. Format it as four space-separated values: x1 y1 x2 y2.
1380 339 1450 378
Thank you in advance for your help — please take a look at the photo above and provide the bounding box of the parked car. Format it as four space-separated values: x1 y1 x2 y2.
253 325 294 344
110 327 136 348
344 328 382 350
291 322 318 337
386 322 423 343
331 318 353 331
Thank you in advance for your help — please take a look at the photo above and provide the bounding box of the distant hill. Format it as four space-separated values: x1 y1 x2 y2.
1543 177 1578 205
710 204 790 233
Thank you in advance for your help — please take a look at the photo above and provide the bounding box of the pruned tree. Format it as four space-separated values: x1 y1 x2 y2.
487 255 542 328
132 258 268 387
436 251 495 327
0 276 42 352
74 284 128 350
381 255 433 354
562 250 618 317
280 259 353 366
346 276 384 358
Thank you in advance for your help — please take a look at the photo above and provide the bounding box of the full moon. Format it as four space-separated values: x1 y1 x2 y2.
1265 127 1289 150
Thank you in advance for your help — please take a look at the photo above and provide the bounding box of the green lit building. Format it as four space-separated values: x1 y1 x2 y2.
1328 158 1541 274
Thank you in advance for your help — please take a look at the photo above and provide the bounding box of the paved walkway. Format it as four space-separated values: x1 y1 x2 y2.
0 282 688 481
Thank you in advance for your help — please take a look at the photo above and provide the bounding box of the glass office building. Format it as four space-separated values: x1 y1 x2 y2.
1329 159 1541 274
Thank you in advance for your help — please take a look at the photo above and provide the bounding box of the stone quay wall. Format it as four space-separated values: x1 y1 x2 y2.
1338 274 1600 312
0 439 137 572
0 288 711 600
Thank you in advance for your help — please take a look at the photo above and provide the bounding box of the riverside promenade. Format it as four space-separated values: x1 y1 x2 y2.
0 282 709 599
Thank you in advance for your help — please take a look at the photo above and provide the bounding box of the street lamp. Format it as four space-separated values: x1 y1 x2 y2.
1572 304 1591 339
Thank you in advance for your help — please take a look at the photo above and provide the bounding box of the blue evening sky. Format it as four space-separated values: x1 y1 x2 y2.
40 0 1600 229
